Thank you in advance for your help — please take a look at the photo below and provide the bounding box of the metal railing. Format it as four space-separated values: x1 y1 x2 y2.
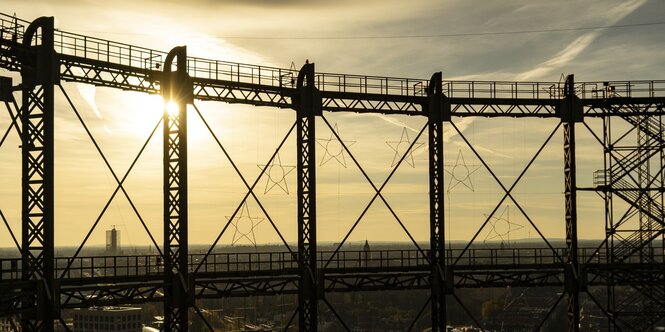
0 257 20 280
320 250 429 269
451 247 613 266
442 81 563 99
51 28 301 88
578 81 665 99
3 247 662 280
185 57 297 87
314 73 428 96
54 255 164 279
3 12 665 100
55 30 166 71
192 252 298 273
593 170 607 187
0 13 25 43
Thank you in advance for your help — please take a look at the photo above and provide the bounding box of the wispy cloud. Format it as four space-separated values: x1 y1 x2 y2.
76 84 102 119
443 117 471 143
517 34 597 80
443 118 513 159
367 114 423 135
473 144 512 159
517 0 646 80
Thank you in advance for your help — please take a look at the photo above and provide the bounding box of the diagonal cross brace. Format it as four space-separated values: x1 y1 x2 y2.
194 110 297 274
321 115 431 268
451 120 564 266
1 98 21 147
192 103 294 253
57 85 164 279
0 209 21 253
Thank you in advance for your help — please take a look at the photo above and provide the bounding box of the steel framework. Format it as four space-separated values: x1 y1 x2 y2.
0 13 664 332
295 62 320 331
427 72 449 331
18 16 57 332
162 45 192 332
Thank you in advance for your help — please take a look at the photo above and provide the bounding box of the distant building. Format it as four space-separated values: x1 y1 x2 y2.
362 240 371 267
73 306 142 332
106 226 120 255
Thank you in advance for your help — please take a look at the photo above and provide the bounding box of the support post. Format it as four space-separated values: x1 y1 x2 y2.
427 72 450 331
295 63 321 332
20 16 58 332
561 74 583 332
162 46 192 332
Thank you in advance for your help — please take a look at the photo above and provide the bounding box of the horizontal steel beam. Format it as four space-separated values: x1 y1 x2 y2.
2 27 664 116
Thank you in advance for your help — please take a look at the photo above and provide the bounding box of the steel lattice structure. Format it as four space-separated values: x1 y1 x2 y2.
0 13 664 332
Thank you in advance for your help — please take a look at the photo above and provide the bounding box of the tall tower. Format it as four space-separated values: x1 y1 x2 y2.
362 240 370 267
106 226 120 255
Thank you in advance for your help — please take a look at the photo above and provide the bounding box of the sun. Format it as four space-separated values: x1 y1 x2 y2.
118 93 209 143
165 101 180 118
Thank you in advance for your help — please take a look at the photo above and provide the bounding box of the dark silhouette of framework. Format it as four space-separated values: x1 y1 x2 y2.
19 16 56 332
161 45 192 332
0 13 664 332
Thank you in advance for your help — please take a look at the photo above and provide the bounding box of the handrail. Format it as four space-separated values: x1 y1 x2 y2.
0 13 26 42
2 247 662 280
2 12 665 99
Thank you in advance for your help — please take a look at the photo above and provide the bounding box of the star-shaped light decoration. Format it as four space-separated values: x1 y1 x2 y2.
445 150 481 192
483 205 524 246
386 127 424 168
316 123 355 168
258 152 295 194
227 201 265 246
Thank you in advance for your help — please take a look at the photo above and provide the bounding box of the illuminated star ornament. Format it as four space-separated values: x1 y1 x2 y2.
227 201 265 246
445 150 481 192
316 123 355 167
258 153 295 194
386 127 424 168
483 205 524 245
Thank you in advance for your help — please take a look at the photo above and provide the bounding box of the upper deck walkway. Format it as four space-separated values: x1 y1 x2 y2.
2 13 664 117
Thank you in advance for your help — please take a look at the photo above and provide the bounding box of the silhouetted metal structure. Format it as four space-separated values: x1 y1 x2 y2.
162 45 192 332
0 13 664 332
19 16 56 332
562 74 583 331
427 72 449 331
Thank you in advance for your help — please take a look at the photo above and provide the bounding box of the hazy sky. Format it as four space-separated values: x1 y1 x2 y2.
1 0 664 252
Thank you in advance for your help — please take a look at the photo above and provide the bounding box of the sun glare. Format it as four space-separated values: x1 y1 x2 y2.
165 101 180 117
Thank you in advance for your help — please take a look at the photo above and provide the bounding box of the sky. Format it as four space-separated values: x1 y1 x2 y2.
1 0 664 253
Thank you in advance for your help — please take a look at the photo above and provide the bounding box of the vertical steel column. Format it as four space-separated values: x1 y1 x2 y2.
602 116 617 331
427 72 450 331
661 112 665 257
20 16 57 332
295 63 320 332
162 46 192 332
636 114 650 262
562 74 582 332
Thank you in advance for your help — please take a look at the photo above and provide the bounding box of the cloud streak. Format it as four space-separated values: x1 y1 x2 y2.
517 0 647 80
76 84 102 119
